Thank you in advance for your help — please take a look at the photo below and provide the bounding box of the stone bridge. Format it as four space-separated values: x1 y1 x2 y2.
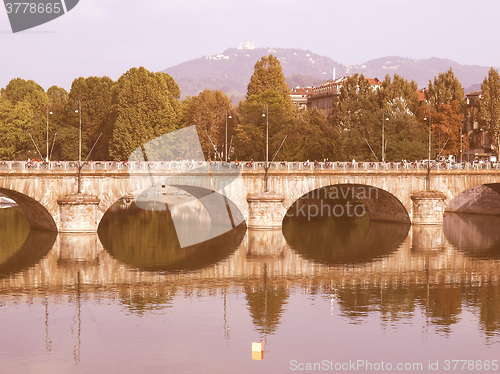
0 161 500 232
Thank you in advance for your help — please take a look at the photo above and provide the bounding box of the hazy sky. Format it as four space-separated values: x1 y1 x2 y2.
1 0 499 91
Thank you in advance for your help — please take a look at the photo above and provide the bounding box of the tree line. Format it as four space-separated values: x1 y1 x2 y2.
1 58 500 162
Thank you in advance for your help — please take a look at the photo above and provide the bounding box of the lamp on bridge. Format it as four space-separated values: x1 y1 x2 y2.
460 127 463 163
382 112 389 163
46 105 53 162
225 110 232 162
424 109 432 191
75 100 82 194
262 104 269 193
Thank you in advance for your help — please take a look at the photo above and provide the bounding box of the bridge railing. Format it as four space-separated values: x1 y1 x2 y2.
0 160 500 171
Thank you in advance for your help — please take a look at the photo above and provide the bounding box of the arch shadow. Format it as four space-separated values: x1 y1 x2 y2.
0 188 57 231
286 184 410 224
446 183 500 215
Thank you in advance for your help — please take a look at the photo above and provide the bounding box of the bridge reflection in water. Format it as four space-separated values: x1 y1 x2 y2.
0 207 499 330
1 206 500 371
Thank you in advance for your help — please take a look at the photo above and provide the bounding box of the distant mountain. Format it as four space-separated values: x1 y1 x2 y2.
161 47 497 101
162 48 344 101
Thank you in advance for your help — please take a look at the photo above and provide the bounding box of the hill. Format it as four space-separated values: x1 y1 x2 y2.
161 47 497 101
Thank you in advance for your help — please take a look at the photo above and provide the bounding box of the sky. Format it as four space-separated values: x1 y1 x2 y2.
1 0 500 91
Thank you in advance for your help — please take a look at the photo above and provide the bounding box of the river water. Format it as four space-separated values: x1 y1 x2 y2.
0 203 499 374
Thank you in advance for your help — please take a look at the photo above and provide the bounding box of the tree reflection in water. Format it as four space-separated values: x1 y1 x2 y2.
245 283 289 337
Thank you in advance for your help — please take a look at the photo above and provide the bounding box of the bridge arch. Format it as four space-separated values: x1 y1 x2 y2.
98 173 249 227
0 188 57 231
98 184 246 246
446 183 500 215
283 184 411 223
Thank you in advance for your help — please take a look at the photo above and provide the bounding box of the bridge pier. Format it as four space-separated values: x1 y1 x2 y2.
246 192 286 229
57 194 101 233
411 191 447 225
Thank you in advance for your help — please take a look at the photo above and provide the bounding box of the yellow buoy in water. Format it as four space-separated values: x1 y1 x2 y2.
251 342 264 360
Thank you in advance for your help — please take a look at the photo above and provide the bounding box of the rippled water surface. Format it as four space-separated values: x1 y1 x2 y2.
1 204 500 374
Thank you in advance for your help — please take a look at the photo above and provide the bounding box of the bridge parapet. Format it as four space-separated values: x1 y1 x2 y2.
1 160 500 172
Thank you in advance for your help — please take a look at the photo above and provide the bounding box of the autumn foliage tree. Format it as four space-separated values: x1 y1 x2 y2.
426 68 465 158
431 101 466 157
180 89 234 161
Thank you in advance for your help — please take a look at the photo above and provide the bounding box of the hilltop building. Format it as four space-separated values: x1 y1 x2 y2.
238 40 255 50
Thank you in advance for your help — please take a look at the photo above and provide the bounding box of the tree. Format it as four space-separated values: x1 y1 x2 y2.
180 89 234 161
292 108 337 161
44 86 68 160
329 74 381 161
109 67 181 160
383 99 428 161
246 54 290 99
432 101 466 158
1 78 47 107
63 77 116 160
425 68 465 159
479 68 500 154
378 74 420 115
47 85 68 105
1 78 48 158
237 90 295 160
427 68 464 110
237 55 294 160
0 95 34 159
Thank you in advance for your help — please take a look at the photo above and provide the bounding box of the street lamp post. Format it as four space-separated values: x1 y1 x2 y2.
424 110 432 191
382 112 389 163
225 110 232 162
262 104 269 193
75 100 82 193
460 127 463 163
46 106 53 161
